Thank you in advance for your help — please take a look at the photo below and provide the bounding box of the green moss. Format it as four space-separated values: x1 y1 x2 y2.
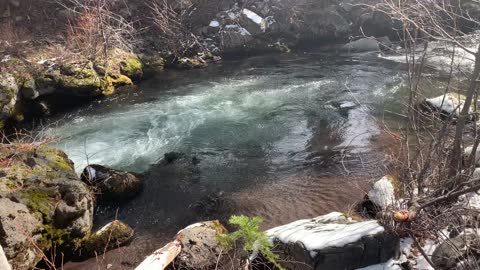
5 178 17 189
119 57 143 80
36 146 74 172
176 57 208 69
39 224 71 249
57 75 102 95
22 189 55 220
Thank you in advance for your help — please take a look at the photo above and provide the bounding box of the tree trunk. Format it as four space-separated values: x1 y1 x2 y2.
449 44 480 183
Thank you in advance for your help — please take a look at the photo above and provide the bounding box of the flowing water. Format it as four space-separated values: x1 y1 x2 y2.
39 51 407 269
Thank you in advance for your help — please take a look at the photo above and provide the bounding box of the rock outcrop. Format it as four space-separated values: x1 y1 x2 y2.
267 212 399 270
0 49 158 131
0 144 94 269
80 164 142 202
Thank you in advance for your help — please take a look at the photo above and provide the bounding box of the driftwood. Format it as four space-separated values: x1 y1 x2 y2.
135 240 182 270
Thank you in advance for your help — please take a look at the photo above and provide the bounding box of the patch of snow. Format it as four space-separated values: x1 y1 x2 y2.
209 20 220 27
267 212 384 257
464 146 480 166
340 101 357 108
239 27 251 36
176 222 204 235
224 24 251 36
460 191 480 209
356 259 402 270
425 93 469 117
368 176 395 209
474 167 480 178
96 221 113 235
227 12 237 20
415 239 438 270
242 8 263 25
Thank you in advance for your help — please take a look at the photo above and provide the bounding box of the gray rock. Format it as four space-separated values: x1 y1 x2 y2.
343 37 381 52
267 212 399 270
0 199 42 270
432 233 480 270
174 220 227 269
219 25 254 49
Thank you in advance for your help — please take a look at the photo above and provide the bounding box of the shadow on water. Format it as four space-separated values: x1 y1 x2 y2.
43 51 408 269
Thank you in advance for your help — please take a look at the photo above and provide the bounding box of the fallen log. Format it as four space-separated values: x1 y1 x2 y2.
135 240 182 270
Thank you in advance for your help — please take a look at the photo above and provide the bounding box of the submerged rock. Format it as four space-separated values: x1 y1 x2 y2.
81 220 134 257
174 220 227 269
267 212 399 270
80 164 142 201
0 144 94 269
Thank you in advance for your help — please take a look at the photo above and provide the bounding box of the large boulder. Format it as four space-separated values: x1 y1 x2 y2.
0 144 94 269
80 164 142 201
267 212 399 270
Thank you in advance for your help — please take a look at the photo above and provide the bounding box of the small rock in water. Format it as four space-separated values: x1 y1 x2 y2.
80 164 142 201
81 220 134 257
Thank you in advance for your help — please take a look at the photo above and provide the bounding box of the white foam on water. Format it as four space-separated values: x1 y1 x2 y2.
45 76 341 173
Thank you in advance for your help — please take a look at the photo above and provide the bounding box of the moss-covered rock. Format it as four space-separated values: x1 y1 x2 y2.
175 57 208 69
0 144 94 269
141 54 166 74
81 220 134 257
55 64 104 97
119 57 143 80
